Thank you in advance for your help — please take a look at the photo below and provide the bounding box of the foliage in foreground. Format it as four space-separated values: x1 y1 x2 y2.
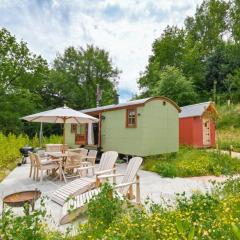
143 147 240 177
0 198 64 240
0 132 62 181
1 180 240 240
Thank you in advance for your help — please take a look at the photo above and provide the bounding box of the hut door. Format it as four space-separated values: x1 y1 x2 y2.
75 124 88 145
202 118 211 146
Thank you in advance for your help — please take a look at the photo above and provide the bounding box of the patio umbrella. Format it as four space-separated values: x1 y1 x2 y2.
21 105 98 145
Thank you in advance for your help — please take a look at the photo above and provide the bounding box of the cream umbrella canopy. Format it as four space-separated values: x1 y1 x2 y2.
21 106 98 145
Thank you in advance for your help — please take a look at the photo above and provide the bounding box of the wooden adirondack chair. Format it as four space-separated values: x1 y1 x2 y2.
77 150 118 182
77 150 98 176
60 157 143 225
51 151 118 206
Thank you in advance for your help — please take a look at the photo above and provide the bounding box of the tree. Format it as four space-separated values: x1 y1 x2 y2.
0 28 120 135
138 26 186 93
153 66 197 106
0 28 49 135
50 45 120 109
230 0 240 43
138 0 240 103
185 0 229 53
204 42 240 94
225 68 240 102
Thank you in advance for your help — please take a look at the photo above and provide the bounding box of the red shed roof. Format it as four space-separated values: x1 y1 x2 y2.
180 102 217 118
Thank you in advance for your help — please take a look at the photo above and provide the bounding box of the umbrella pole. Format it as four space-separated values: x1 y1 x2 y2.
39 122 43 147
63 118 66 146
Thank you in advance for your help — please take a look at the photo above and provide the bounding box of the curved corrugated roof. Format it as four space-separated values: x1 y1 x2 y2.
80 96 181 114
179 102 212 118
81 98 151 113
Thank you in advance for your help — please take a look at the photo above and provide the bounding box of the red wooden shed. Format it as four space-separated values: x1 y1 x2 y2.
179 102 217 148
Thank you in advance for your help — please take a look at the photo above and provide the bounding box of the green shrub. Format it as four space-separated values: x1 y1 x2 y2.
77 183 124 239
0 199 63 240
143 147 240 177
156 162 178 177
0 132 62 181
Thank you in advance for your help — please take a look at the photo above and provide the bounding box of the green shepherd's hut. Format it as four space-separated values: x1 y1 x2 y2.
65 96 181 156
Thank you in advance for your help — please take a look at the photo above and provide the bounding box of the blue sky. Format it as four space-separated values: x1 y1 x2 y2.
0 0 202 103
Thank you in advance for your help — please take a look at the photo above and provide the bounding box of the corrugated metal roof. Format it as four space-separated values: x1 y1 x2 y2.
81 98 151 113
179 102 211 118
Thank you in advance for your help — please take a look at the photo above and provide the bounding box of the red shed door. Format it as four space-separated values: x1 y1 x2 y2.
202 118 211 146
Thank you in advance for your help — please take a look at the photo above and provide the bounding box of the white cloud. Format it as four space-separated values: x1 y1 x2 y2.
0 0 203 102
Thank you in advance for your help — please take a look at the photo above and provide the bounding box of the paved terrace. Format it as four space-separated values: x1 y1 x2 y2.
0 162 227 232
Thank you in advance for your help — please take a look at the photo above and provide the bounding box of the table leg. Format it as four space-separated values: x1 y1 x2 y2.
59 161 62 181
61 157 67 183
62 170 67 183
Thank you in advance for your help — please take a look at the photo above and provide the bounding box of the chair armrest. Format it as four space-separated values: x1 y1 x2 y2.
77 165 94 171
97 173 125 180
81 161 92 165
114 182 136 189
84 156 96 159
95 168 116 176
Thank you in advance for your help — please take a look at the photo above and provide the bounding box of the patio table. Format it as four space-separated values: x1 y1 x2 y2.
46 152 68 182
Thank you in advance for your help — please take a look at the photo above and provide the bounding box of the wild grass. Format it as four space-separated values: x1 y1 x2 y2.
143 147 240 177
216 104 240 151
0 132 62 182
217 128 240 152
216 104 240 129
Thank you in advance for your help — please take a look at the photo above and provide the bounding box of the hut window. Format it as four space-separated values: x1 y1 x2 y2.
71 124 77 133
126 108 137 128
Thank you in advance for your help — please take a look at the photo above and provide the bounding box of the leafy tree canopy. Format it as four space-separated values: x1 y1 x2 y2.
153 66 197 106
49 45 119 109
0 28 120 135
138 0 240 104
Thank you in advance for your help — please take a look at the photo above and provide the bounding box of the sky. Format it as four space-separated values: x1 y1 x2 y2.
0 0 203 103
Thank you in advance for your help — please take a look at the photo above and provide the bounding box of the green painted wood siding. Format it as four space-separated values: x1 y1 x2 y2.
101 99 179 156
141 99 179 155
101 106 145 155
65 124 75 146
65 99 179 156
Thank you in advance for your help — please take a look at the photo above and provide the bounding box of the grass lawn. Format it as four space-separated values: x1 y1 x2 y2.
143 147 240 177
